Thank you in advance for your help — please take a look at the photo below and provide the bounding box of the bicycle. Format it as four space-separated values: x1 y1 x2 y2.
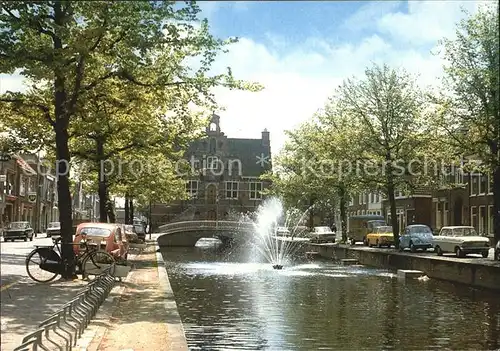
25 236 116 283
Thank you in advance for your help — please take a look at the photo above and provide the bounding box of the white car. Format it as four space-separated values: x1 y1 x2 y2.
309 226 336 243
432 226 490 258
275 227 290 236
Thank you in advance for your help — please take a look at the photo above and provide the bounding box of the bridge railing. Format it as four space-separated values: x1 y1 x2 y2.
157 220 255 234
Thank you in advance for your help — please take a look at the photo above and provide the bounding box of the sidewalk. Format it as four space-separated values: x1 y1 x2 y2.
80 244 188 351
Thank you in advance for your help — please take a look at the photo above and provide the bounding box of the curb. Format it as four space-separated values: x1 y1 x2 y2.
155 244 189 351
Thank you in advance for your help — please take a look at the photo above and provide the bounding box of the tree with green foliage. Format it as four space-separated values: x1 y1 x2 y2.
0 1 261 278
266 112 365 241
313 96 368 242
335 64 428 245
435 4 500 243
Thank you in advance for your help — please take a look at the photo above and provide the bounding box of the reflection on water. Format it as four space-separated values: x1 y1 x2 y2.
162 244 500 350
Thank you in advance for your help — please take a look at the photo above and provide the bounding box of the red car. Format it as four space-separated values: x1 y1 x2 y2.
73 222 128 262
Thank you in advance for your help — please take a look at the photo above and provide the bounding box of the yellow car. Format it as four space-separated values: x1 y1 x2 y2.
365 226 394 248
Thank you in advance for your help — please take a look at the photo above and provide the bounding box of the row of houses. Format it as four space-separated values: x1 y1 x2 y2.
347 171 495 239
0 153 99 232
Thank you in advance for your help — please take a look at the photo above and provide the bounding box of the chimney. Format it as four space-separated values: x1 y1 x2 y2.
261 128 270 146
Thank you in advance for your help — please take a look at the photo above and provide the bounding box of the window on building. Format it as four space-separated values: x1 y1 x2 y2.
185 181 198 198
206 156 220 171
479 174 488 195
249 182 263 200
19 175 26 196
489 206 494 235
479 206 487 235
369 193 374 203
397 209 405 233
443 202 449 227
471 206 478 231
6 172 15 195
349 196 354 206
436 202 442 229
358 194 362 205
470 175 479 195
455 168 464 184
209 138 216 153
28 177 35 193
225 181 238 199
488 174 493 194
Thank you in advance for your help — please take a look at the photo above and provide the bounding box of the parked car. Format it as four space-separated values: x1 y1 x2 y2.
433 226 490 258
399 224 433 252
73 223 128 262
123 224 141 243
348 215 386 245
3 221 34 242
133 219 146 241
495 240 500 261
309 226 336 243
46 222 61 238
366 225 394 248
275 226 290 237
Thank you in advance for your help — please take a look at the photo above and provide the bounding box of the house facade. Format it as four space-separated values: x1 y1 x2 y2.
0 153 58 232
346 170 495 242
151 114 272 228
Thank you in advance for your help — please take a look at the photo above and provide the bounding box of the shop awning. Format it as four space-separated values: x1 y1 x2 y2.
14 154 37 176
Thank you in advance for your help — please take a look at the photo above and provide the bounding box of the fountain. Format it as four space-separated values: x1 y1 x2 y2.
245 197 311 269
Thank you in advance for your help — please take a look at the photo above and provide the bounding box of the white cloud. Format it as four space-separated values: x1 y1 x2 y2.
342 1 402 32
0 73 26 93
376 1 481 45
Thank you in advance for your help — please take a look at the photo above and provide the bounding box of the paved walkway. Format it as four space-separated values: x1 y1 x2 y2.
1 274 88 349
80 243 188 351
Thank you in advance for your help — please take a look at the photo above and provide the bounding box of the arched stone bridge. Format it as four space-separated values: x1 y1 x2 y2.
156 220 256 247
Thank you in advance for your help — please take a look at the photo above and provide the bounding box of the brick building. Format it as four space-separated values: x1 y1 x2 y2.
0 153 58 232
347 169 495 241
151 114 272 227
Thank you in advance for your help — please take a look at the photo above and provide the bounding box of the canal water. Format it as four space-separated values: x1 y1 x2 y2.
161 241 500 350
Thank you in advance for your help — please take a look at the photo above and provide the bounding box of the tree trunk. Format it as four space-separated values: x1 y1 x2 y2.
124 193 130 224
493 165 500 244
55 123 74 278
308 196 315 231
339 185 348 243
96 138 108 223
106 191 116 223
129 197 134 223
53 1 74 278
387 175 399 248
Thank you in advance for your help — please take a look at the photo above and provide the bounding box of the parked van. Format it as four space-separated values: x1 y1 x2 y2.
348 215 386 245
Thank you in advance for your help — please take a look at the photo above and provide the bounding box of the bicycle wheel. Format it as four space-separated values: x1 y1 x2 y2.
81 250 116 280
25 248 60 283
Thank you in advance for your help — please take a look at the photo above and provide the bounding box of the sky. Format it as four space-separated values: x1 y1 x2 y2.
0 0 491 156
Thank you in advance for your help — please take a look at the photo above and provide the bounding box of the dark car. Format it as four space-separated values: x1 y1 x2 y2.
46 221 61 238
3 221 34 242
495 240 500 261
